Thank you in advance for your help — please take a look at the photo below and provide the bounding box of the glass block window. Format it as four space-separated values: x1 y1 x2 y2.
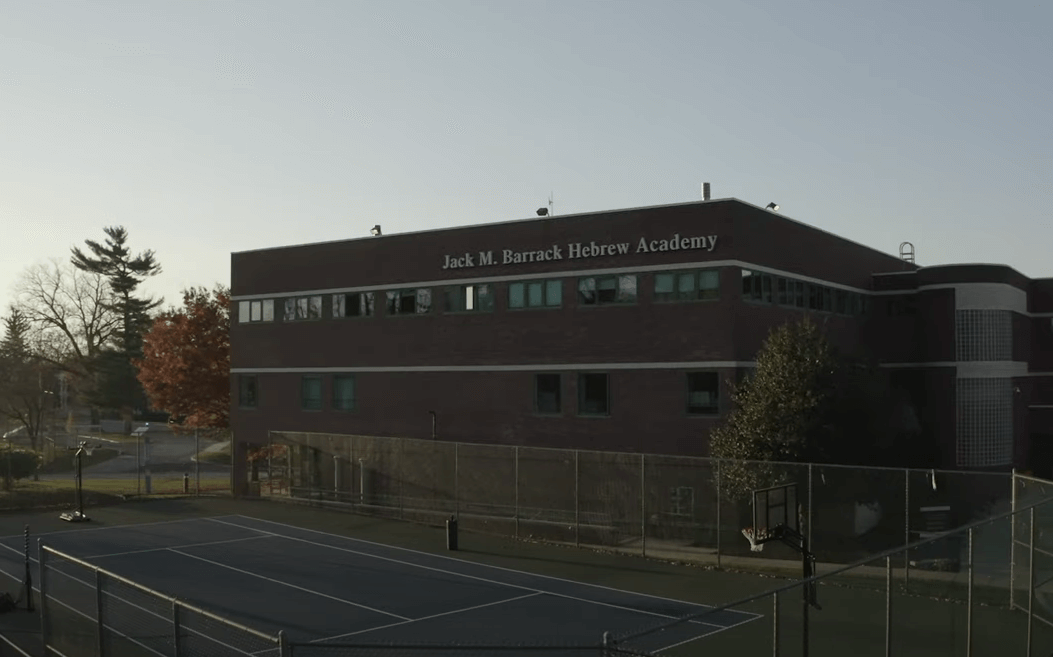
956 310 1012 361
956 378 1013 467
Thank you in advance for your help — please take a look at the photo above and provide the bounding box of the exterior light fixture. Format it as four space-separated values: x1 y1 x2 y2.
766 203 780 211
536 208 549 216
370 225 382 236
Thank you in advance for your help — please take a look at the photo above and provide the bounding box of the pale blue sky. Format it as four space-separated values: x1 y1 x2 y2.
2 0 1050 315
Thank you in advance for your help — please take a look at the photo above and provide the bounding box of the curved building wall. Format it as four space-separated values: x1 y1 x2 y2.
949 280 1029 468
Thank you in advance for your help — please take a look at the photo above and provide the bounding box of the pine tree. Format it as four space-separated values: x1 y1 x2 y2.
71 227 162 421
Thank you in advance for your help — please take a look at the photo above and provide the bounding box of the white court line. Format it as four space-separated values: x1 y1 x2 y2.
86 534 273 559
207 517 724 629
0 516 222 542
310 592 544 643
167 547 412 621
227 514 760 620
651 612 762 653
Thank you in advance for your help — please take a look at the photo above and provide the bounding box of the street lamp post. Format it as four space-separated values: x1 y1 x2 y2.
59 441 99 522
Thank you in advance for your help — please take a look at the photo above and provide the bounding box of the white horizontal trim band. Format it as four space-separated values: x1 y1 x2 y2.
230 362 1050 375
231 361 758 374
231 259 873 301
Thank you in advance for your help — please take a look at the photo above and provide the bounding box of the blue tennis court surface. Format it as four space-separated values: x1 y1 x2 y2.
0 515 761 654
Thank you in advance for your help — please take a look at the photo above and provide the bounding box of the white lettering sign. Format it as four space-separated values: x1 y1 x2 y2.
441 234 718 270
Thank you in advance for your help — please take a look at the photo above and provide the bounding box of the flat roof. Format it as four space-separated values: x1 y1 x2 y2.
230 197 912 268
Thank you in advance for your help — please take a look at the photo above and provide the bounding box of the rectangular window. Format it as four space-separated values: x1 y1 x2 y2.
822 288 833 313
238 300 274 323
578 275 636 306
777 278 789 305
301 376 322 411
238 375 258 408
761 274 773 303
687 372 719 415
835 290 846 315
284 296 322 321
794 281 805 308
578 373 609 416
741 270 755 300
655 270 720 302
445 284 494 313
510 279 561 308
332 375 355 411
386 289 432 315
535 374 561 414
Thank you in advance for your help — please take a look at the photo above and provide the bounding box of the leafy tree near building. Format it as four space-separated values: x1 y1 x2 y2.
709 317 893 502
71 227 162 424
134 286 230 430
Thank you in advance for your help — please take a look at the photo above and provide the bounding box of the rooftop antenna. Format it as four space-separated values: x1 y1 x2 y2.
548 192 554 216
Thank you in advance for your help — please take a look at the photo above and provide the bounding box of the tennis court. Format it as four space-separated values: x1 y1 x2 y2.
0 515 761 655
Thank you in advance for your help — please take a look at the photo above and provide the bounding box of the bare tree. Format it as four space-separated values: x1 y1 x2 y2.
12 259 120 372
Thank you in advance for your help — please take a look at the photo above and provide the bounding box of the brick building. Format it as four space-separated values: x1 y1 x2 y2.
229 196 1053 493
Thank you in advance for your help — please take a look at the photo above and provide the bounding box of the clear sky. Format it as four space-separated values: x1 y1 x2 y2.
2 0 1050 315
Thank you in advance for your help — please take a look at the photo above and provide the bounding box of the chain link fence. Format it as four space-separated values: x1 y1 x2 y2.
261 432 1012 571
603 478 1053 657
40 544 285 657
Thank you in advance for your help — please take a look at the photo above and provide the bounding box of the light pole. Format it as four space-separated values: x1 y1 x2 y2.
60 441 99 522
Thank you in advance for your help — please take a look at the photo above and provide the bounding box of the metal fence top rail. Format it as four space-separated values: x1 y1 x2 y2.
267 430 1014 478
40 543 279 645
614 490 1053 644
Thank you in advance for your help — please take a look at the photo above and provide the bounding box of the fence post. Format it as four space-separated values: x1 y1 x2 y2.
39 543 48 657
716 459 721 569
772 591 779 657
96 568 105 657
904 469 910 588
194 429 200 495
640 453 646 557
885 556 892 657
398 439 404 520
173 600 182 657
1028 506 1035 657
514 446 520 540
454 442 460 520
278 629 291 657
807 464 813 554
966 527 974 657
574 450 580 547
1011 468 1017 610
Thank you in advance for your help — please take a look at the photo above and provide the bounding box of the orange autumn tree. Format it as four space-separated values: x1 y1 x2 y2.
135 285 230 430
